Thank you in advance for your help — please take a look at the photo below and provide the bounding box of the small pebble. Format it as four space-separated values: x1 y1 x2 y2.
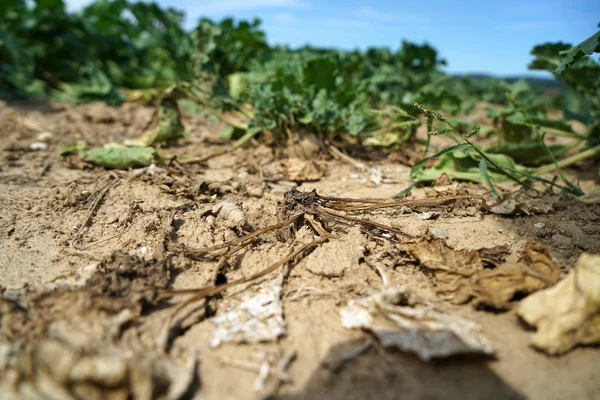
534 222 545 229
29 142 48 150
419 212 433 220
429 227 449 239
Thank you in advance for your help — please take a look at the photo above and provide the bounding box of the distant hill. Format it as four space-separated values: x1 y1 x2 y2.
454 73 566 92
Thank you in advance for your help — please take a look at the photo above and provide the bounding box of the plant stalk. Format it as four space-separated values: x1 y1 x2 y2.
534 144 600 175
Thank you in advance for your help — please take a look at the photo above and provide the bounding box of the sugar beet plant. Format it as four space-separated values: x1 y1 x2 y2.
3 0 598 197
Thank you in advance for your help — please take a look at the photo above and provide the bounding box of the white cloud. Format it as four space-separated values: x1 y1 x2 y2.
355 6 419 23
275 12 295 22
194 0 311 15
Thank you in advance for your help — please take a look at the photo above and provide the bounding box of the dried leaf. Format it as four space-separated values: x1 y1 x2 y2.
212 199 246 229
517 253 600 355
465 242 561 309
488 190 557 215
210 273 285 348
404 238 484 277
405 240 559 310
433 172 452 186
282 158 327 182
578 187 600 205
340 287 496 361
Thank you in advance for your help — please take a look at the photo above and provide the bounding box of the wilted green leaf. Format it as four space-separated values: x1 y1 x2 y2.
57 141 87 155
414 151 529 184
124 92 186 147
82 146 155 169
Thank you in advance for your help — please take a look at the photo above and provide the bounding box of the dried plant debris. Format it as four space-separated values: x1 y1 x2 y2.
488 190 557 215
210 273 285 348
282 158 327 182
261 159 327 183
211 199 246 229
0 249 193 400
340 287 496 361
0 338 195 400
85 252 172 304
162 189 487 331
405 240 560 310
577 187 600 205
517 253 600 355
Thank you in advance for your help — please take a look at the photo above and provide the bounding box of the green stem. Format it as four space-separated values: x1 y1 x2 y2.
534 144 600 175
178 128 261 164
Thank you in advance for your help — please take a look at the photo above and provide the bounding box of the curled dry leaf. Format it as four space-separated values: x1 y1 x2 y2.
282 158 327 182
0 338 196 400
210 273 285 348
488 190 557 215
405 240 560 310
212 199 246 229
463 242 561 310
340 287 496 361
517 253 600 355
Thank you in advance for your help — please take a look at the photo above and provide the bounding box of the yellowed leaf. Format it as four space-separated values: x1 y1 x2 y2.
517 253 600 355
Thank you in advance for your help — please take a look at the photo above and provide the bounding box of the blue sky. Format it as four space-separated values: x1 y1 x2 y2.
68 0 600 76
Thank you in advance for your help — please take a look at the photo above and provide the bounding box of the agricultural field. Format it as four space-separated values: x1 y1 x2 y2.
1 1 600 399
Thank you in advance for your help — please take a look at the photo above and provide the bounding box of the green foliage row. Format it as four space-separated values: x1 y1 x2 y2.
4 0 600 192
0 0 192 104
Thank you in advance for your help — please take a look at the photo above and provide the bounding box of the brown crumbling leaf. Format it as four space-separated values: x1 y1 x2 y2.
340 287 496 361
517 253 600 355
404 240 560 310
282 158 327 182
488 190 557 215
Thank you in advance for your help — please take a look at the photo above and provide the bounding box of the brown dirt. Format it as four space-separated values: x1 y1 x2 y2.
1 99 599 400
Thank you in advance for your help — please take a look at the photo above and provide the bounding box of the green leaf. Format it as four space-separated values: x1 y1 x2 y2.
555 30 600 73
57 140 87 155
479 158 499 197
82 146 155 169
485 141 570 164
393 143 472 198
414 151 529 184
